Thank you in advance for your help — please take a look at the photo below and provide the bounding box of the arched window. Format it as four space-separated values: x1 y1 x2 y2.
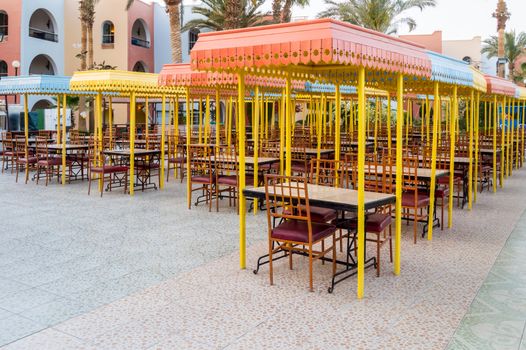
0 60 7 77
29 54 56 75
102 21 115 44
462 56 472 64
188 28 199 53
0 11 8 37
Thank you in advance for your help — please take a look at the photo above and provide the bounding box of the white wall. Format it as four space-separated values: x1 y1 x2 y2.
21 0 65 110
153 2 172 71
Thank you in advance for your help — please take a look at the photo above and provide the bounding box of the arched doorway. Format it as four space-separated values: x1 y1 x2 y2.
29 9 58 42
0 10 8 37
132 61 148 73
31 99 53 112
29 55 56 75
0 60 7 77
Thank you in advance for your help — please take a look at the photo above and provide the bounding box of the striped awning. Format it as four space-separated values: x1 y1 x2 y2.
0 75 95 95
484 75 516 97
426 51 474 88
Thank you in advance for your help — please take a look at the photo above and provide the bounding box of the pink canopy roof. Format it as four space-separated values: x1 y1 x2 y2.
159 64 305 90
484 75 517 97
190 18 432 78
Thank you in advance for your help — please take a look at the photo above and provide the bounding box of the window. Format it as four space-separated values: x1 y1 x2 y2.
188 28 199 53
132 61 147 72
462 56 472 64
131 19 150 48
0 60 7 77
102 21 114 44
0 11 7 37
28 9 58 42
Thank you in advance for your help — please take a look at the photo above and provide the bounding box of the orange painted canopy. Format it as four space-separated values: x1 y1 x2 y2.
190 18 432 78
485 75 517 97
159 64 305 90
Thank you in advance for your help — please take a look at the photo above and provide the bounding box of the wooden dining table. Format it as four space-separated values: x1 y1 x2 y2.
244 183 396 293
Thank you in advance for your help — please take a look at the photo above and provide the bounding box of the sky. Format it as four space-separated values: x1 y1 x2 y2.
172 0 526 41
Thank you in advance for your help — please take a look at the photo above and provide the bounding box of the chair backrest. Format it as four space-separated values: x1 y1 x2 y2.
38 130 51 139
189 144 213 180
264 174 312 239
14 137 26 157
215 144 237 176
1 132 13 152
35 136 49 159
309 158 343 188
146 134 161 150
402 154 419 192
260 140 281 158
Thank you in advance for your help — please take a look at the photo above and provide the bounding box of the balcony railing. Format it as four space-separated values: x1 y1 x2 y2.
29 27 58 42
103 34 114 44
131 37 150 48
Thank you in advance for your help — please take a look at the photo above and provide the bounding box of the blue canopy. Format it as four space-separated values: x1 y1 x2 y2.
0 75 95 95
425 51 473 87
304 82 357 94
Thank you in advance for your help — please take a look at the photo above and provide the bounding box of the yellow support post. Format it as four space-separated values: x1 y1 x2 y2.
215 88 220 145
522 100 525 168
357 66 366 299
335 85 341 186
186 88 191 207
160 94 166 189
23 94 29 181
316 96 323 160
145 97 149 139
374 97 378 151
474 93 480 202
468 90 474 210
175 96 180 140
96 93 103 192
394 73 404 275
205 95 210 145
426 96 430 146
285 75 292 177
501 97 506 187
493 96 498 192
198 97 203 144
56 95 61 144
405 99 409 147
237 72 247 270
427 82 439 240
515 100 520 169
108 97 113 143
387 94 391 155
279 90 285 175
253 86 260 214
448 87 457 228
129 91 136 196
61 94 67 185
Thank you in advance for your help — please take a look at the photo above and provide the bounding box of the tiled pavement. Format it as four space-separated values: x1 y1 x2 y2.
1 169 526 349
448 209 526 349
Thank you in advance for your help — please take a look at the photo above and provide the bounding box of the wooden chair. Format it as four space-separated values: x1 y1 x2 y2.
401 155 430 244
15 137 37 184
87 138 129 196
166 133 186 182
264 174 337 292
1 132 15 173
35 136 61 186
215 145 253 211
188 145 215 211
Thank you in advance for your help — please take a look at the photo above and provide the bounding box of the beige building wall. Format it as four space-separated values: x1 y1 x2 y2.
442 36 482 69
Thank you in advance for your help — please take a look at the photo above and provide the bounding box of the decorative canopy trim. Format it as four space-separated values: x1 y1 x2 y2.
159 64 305 90
70 70 184 95
484 74 516 97
515 86 526 99
0 75 96 95
470 67 488 93
190 18 432 78
426 51 474 87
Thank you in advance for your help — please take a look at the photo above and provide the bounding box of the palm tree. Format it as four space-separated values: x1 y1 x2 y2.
272 0 309 23
317 0 436 34
182 0 271 32
482 30 526 82
126 0 182 63
78 0 98 70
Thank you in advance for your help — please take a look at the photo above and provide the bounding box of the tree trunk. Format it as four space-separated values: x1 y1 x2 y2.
88 24 94 69
80 21 87 70
272 0 282 23
224 0 241 29
281 0 293 23
509 62 515 81
167 3 182 63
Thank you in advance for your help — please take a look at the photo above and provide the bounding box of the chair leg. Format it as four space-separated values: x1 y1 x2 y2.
388 226 393 263
288 243 293 270
376 234 381 277
413 211 417 244
332 234 336 275
25 164 30 184
321 240 325 265
15 162 19 183
88 171 92 195
308 244 313 292
268 239 274 286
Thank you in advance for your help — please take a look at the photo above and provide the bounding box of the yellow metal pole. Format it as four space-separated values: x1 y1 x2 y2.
448 87 457 228
237 72 247 269
426 96 430 146
56 95 61 144
253 86 260 214
97 93 103 192
186 88 191 207
279 90 285 175
198 97 203 144
129 92 136 195
508 99 513 175
335 85 341 186
427 82 439 240
515 99 520 169
108 97 113 143
474 93 480 202
205 95 210 145
285 74 292 177
23 94 29 181
501 97 506 187
316 96 323 160
175 96 179 140
387 93 391 155
145 97 149 139
357 66 366 298
394 73 403 274
61 94 67 185
493 96 498 192
405 99 409 147
374 97 378 151
468 90 474 210
215 87 220 145
522 100 525 168
160 94 166 189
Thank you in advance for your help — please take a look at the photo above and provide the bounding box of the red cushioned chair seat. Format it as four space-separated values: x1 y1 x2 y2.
192 175 214 184
38 158 62 166
348 212 392 232
18 157 38 164
291 160 307 173
438 175 463 185
169 157 185 163
272 219 336 243
4 151 15 156
402 192 430 207
434 187 449 198
217 175 254 186
91 165 129 173
284 205 337 223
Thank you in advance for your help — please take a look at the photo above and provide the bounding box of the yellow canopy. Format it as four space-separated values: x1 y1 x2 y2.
470 66 488 94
